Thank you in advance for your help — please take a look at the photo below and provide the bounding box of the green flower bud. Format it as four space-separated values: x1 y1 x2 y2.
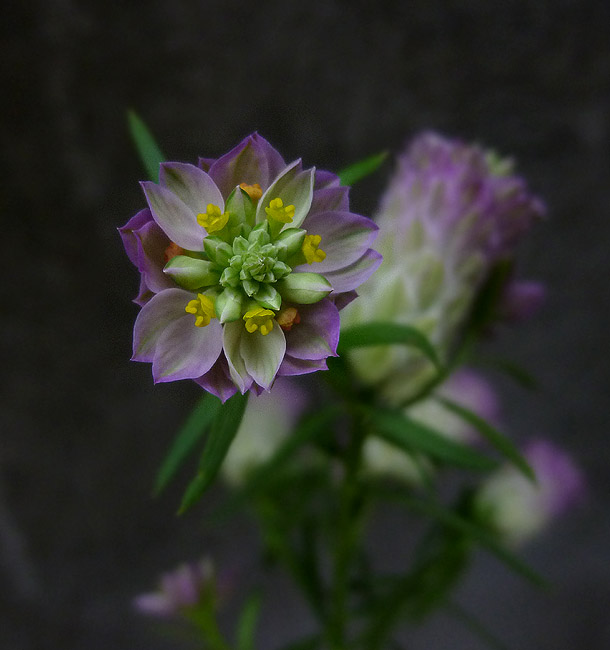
276 272 332 304
215 287 244 323
163 256 221 291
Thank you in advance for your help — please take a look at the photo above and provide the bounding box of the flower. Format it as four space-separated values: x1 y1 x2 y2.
120 134 381 400
362 368 500 482
342 132 545 402
134 558 215 618
475 439 585 547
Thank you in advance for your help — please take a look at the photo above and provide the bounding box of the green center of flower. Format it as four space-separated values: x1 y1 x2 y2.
166 192 330 335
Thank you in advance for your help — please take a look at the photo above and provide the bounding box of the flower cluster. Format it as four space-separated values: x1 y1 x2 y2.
475 439 585 546
120 134 380 400
342 132 546 402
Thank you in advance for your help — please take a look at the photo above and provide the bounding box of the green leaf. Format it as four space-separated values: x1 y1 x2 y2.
339 322 443 371
402 495 547 587
178 392 248 514
481 357 538 390
367 406 497 472
127 110 166 181
154 392 221 495
337 151 388 187
436 397 535 481
236 592 261 650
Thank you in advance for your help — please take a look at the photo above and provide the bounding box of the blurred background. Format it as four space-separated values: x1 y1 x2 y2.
2 0 610 647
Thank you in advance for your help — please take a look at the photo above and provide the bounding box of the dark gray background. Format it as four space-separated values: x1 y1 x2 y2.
2 0 609 648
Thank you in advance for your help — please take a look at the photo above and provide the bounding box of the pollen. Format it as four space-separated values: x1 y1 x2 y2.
239 182 263 202
302 234 326 264
197 204 230 233
265 197 295 224
164 241 185 263
185 293 216 327
243 307 275 335
277 306 301 332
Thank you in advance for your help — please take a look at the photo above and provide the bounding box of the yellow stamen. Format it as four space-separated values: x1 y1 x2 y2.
277 306 301 332
185 294 216 328
302 234 326 264
197 204 230 233
265 197 295 224
239 182 263 202
243 307 275 335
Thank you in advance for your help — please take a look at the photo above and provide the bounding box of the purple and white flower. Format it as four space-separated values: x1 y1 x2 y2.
120 134 381 400
475 439 585 546
342 132 545 402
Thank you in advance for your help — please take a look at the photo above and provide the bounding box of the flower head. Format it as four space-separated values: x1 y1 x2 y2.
120 134 381 400
475 439 585 547
134 558 215 618
342 132 545 402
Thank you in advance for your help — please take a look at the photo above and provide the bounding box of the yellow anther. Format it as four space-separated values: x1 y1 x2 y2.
265 197 295 224
243 307 275 335
185 294 216 328
302 234 326 264
197 204 230 233
239 182 263 202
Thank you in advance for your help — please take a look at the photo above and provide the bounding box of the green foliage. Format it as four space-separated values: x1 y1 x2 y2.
436 397 536 480
337 151 388 186
339 322 443 371
236 592 261 650
178 392 248 514
154 391 221 495
127 110 165 181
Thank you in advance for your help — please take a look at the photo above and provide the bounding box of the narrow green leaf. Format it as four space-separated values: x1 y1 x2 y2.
481 357 538 390
436 397 535 481
236 592 261 650
127 110 166 181
367 406 497 472
339 322 443 371
178 392 248 514
403 495 547 587
154 392 222 495
337 151 388 186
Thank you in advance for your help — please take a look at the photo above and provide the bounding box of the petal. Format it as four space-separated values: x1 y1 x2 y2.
159 163 224 215
223 321 254 394
314 169 342 190
208 133 286 197
134 275 154 306
152 316 223 383
310 186 350 213
332 290 358 311
324 249 383 293
119 209 153 266
132 288 194 362
240 325 286 390
141 181 205 251
297 210 379 272
135 220 174 293
194 356 239 403
284 299 340 361
256 160 315 229
278 355 328 376
198 157 216 173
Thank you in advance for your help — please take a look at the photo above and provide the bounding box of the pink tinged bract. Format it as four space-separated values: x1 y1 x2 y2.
323 248 383 293
159 162 224 217
284 299 340 361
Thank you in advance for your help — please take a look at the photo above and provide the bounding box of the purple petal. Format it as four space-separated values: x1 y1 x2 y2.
298 210 379 273
310 186 350 213
324 249 383 293
208 133 286 198
194 356 239 403
501 280 546 322
133 593 175 617
141 181 205 251
256 160 314 229
332 290 358 311
284 299 340 361
119 209 153 266
132 288 195 362
135 221 173 293
134 275 154 306
159 163 224 215
314 169 342 190
198 157 215 173
152 316 223 383
160 565 200 607
278 355 328 376
240 325 286 390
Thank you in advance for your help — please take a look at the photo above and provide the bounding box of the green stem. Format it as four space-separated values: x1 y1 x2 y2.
326 415 366 650
188 605 233 650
